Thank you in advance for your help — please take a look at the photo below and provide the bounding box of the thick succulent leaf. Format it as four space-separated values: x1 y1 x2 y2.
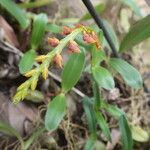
26 90 44 103
103 20 119 51
19 49 36 74
61 51 85 93
84 135 97 150
0 0 29 28
101 100 125 119
92 66 115 90
119 115 133 150
109 58 143 89
45 94 66 131
91 45 106 67
131 125 149 142
82 97 96 134
46 23 61 33
19 0 52 9
121 0 141 17
120 15 150 52
23 127 45 150
31 13 48 49
95 111 111 141
80 3 105 21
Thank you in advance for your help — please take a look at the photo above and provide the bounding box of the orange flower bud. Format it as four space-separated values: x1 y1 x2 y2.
83 31 102 49
54 54 63 68
83 31 96 44
61 26 73 35
47 37 59 47
67 40 81 53
75 23 84 28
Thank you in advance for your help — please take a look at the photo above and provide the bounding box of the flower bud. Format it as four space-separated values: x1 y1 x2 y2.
25 69 36 77
83 31 96 44
18 81 29 90
35 55 48 62
42 67 49 80
31 76 38 90
21 88 28 100
54 54 63 68
61 26 73 35
75 23 84 28
47 37 59 47
67 40 81 53
83 31 101 49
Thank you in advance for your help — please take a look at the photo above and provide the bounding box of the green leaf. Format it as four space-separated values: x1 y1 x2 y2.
119 115 133 150
19 49 36 74
46 23 61 33
19 0 52 9
61 51 85 93
91 46 106 67
103 20 119 51
45 93 66 131
82 97 97 134
95 111 111 141
84 135 97 150
92 66 115 90
24 127 45 150
101 100 125 119
0 121 24 147
31 13 48 50
109 58 142 89
0 0 29 28
121 0 141 17
80 3 105 21
131 125 149 142
120 15 150 52
26 90 44 103
59 18 80 25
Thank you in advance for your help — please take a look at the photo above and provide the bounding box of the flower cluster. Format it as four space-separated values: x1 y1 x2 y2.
13 25 101 103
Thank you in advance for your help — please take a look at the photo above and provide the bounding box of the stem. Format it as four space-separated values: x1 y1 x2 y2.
24 127 45 150
18 0 53 9
82 0 119 58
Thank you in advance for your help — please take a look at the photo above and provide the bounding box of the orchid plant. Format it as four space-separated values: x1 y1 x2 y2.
13 24 143 150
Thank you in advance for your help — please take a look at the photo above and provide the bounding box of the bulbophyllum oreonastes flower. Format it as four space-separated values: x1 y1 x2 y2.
61 26 73 35
47 37 59 47
83 31 101 49
67 40 81 53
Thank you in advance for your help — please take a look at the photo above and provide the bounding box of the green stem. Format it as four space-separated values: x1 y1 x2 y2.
13 27 84 102
24 126 46 150
18 0 53 9
41 28 83 69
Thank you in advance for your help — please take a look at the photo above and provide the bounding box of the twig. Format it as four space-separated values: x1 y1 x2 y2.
82 0 119 58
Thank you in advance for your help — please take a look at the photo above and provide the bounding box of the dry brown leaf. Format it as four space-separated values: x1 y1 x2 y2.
0 15 19 47
0 91 39 136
